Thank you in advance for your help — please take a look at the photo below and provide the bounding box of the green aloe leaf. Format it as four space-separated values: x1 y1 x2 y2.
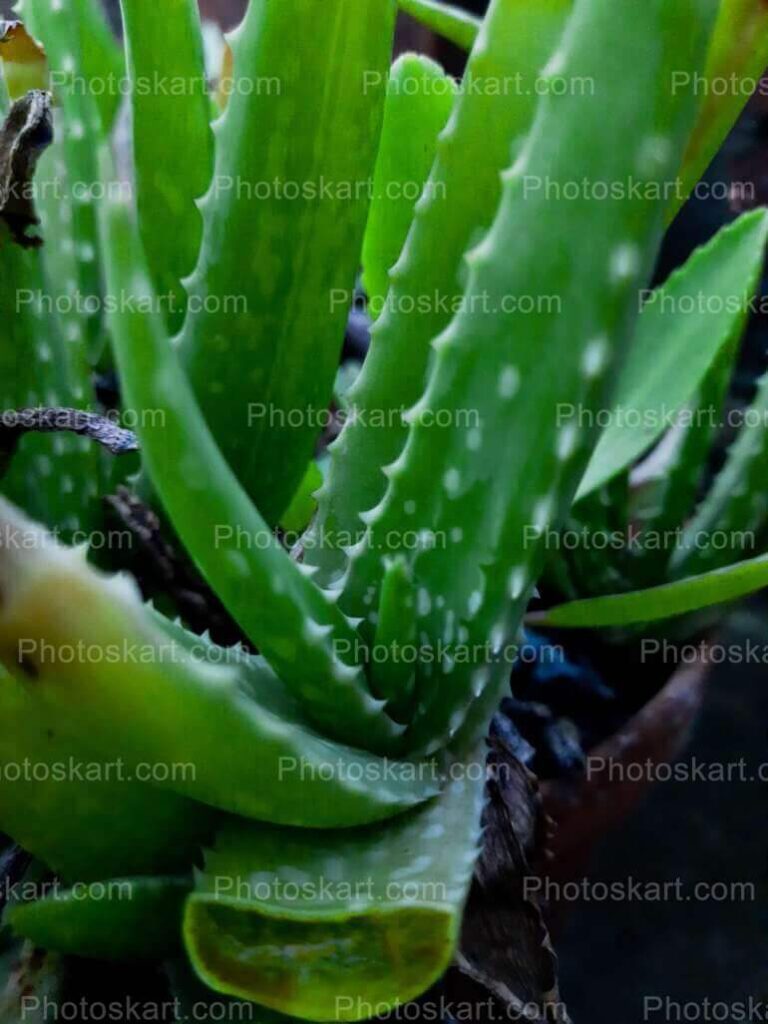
179 0 397 525
630 336 739 584
340 0 717 754
671 366 768 578
99 172 406 755
7 876 190 960
0 667 213 882
397 0 768 218
0 496 438 827
306 0 572 586
119 0 213 333
397 0 481 50
530 551 768 628
18 0 106 361
362 53 457 319
280 460 323 534
73 0 124 132
0 232 98 536
577 208 768 500
184 766 483 1020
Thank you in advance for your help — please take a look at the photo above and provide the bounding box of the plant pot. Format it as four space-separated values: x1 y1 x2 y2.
539 645 711 893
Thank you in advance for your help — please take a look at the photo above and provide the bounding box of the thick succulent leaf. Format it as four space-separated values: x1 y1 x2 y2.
0 497 438 827
119 0 213 333
577 209 768 500
398 0 768 221
180 0 397 525
184 767 484 1021
672 367 768 577
397 0 481 50
0 228 98 535
674 0 768 217
362 54 456 318
0 666 213 882
7 876 190 960
73 0 123 132
341 0 717 754
530 551 768 628
629 336 739 585
164 960 270 1024
306 0 572 587
17 0 105 360
99 173 405 755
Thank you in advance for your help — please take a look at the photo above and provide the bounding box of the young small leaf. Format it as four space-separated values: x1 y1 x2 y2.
577 208 768 500
362 54 456 319
530 552 768 628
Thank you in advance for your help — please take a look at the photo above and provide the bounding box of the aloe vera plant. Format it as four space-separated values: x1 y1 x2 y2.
0 0 766 1018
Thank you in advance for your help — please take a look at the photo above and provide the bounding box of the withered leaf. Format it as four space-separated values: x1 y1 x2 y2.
413 741 570 1023
0 408 138 478
0 89 52 248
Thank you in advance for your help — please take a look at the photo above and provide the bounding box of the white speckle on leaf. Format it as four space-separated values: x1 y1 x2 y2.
491 622 505 652
532 496 551 531
466 427 482 451
541 49 566 79
422 823 445 840
450 526 463 543
581 336 609 380
468 590 482 616
557 423 578 460
443 468 460 496
637 135 672 175
404 499 416 515
610 243 641 283
417 588 432 617
473 667 489 700
508 567 526 599
498 365 520 399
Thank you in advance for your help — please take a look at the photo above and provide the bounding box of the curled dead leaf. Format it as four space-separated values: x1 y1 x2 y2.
414 741 571 1023
0 90 52 248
